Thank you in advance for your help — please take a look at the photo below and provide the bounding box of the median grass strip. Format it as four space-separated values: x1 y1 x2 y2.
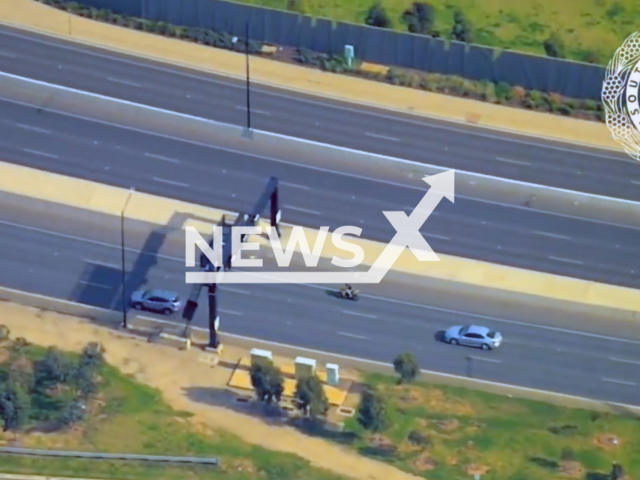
335 373 638 479
0 335 348 480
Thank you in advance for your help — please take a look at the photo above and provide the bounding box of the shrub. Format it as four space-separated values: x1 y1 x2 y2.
393 352 419 384
408 430 430 446
0 325 9 341
402 2 436 36
543 32 565 58
560 447 576 461
286 0 307 14
451 9 473 42
357 386 389 432
365 3 392 29
495 81 512 102
581 50 600 64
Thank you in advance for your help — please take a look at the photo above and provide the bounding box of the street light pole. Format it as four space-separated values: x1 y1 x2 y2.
121 188 135 329
245 21 251 131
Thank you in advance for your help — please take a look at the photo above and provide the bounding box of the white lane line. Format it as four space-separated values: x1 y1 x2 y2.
533 231 570 240
424 233 449 240
549 256 583 265
152 177 189 187
337 331 368 340
495 157 531 166
467 356 501 363
365 132 399 142
78 280 112 289
219 286 250 295
82 259 119 268
16 124 50 134
219 308 243 316
235 105 271 115
343 310 377 319
602 378 636 386
281 181 310 190
610 357 640 365
107 77 142 87
23 148 58 158
631 180 640 186
0 51 16 58
145 152 180 163
286 206 321 215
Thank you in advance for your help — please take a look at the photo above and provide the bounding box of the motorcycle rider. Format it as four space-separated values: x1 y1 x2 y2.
343 284 355 299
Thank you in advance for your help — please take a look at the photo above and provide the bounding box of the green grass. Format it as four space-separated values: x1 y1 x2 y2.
237 0 640 64
340 373 639 479
0 346 347 480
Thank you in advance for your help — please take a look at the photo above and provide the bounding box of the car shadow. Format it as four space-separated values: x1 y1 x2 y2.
434 330 446 343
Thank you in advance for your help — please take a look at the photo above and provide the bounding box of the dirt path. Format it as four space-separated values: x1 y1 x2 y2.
0 302 422 480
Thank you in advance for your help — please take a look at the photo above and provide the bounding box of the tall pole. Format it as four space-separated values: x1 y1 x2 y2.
245 21 251 131
121 188 135 329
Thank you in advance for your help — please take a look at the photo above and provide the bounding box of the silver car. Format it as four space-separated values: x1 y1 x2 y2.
130 289 181 315
443 325 502 350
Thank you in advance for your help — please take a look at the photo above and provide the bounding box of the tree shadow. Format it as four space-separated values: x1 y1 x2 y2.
585 473 609 480
183 385 359 445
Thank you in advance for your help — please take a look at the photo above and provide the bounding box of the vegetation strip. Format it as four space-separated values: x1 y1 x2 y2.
36 0 604 123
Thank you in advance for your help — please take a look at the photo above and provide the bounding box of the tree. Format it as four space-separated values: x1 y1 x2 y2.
78 342 105 371
365 2 392 29
357 387 389 432
451 9 473 42
0 325 9 341
72 364 99 400
294 375 329 419
34 347 72 391
0 382 31 432
250 359 284 405
543 32 565 58
401 2 436 36
393 352 420 384
59 398 86 426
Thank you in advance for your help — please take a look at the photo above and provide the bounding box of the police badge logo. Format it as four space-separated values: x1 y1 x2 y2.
603 32 640 160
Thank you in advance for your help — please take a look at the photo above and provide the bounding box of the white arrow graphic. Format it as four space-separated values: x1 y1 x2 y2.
186 170 455 284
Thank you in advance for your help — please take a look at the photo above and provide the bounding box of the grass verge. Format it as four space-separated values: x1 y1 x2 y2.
339 373 638 479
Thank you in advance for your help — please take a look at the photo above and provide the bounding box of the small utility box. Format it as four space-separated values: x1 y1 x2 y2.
344 45 354 67
326 363 339 385
250 348 272 365
295 357 316 378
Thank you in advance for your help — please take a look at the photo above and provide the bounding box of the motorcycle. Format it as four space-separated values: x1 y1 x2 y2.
338 288 360 301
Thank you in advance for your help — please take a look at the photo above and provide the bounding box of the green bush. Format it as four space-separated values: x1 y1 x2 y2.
495 81 512 102
451 9 473 43
543 32 565 58
402 2 437 36
365 3 392 29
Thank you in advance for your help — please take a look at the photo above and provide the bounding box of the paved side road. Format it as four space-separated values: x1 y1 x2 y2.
0 24 637 200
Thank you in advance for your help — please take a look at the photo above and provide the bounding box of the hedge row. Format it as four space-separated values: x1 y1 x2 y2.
38 0 603 123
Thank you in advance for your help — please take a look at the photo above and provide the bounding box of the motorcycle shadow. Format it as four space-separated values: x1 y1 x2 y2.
325 289 343 299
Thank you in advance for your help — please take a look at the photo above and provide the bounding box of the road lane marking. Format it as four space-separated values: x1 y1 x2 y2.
0 51 16 58
610 357 640 365
631 180 640 186
549 256 583 265
81 259 119 268
235 105 271 115
533 231 570 240
343 310 377 318
286 206 321 215
16 124 50 134
495 157 531 166
281 181 310 190
145 152 180 163
78 280 112 289
364 132 399 142
107 77 142 87
424 233 449 240
152 177 189 187
467 356 501 363
219 286 250 295
602 378 636 386
337 331 368 340
23 148 58 158
219 308 243 316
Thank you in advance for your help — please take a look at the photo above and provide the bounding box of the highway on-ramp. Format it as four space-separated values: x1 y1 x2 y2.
0 24 639 200
0 99 639 288
0 193 638 405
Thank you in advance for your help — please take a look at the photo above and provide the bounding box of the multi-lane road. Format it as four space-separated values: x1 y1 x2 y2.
0 24 639 200
1 98 640 289
1 194 639 405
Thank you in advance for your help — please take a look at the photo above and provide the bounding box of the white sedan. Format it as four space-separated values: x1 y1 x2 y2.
443 325 502 350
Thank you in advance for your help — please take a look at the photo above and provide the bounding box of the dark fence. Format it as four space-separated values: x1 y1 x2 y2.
77 0 605 100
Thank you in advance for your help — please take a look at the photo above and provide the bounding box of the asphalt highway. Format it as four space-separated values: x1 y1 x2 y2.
1 99 640 289
0 24 639 201
0 195 638 405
